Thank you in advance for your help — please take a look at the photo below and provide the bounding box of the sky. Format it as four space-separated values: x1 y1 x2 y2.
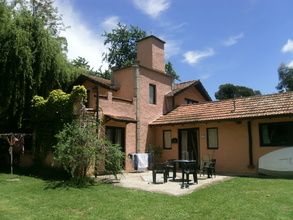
54 0 293 100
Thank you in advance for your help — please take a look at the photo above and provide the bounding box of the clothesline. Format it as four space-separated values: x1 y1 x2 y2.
0 133 31 175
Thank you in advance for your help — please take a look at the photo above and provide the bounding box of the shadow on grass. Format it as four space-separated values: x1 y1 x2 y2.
44 176 100 190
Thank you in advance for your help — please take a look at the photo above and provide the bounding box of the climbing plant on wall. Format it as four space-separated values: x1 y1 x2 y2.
31 85 87 163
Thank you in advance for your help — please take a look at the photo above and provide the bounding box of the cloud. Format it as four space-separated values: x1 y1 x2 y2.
282 39 293 53
54 0 108 71
132 0 170 19
101 16 120 32
222 32 244 46
183 49 215 65
164 39 182 59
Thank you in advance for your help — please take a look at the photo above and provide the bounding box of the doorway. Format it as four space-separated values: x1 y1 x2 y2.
178 128 199 161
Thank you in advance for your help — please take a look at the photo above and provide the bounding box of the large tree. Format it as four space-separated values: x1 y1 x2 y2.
276 63 293 92
215 83 261 100
102 23 180 81
102 22 147 69
0 1 76 131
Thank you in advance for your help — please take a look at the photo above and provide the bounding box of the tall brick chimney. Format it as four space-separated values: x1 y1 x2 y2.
137 35 165 72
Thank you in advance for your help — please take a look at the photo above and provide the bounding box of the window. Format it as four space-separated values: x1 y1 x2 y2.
259 122 293 146
149 84 156 104
105 127 125 151
163 130 172 149
207 128 218 149
185 98 198 104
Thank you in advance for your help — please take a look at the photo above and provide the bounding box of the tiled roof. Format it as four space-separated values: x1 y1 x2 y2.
151 92 293 126
166 80 212 101
71 74 117 90
104 114 137 123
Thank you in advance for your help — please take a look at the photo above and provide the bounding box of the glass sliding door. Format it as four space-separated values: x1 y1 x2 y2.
178 128 199 161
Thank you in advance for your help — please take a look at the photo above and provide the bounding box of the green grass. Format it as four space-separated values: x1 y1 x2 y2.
0 173 292 220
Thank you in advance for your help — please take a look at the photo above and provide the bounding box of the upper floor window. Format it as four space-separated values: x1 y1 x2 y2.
185 98 198 104
259 122 293 146
149 84 156 104
207 128 218 149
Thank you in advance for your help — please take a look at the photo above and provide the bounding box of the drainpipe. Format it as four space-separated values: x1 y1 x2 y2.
133 60 140 153
247 121 255 168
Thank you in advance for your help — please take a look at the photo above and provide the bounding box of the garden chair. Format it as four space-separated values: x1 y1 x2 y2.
165 159 176 179
203 159 216 178
181 162 198 188
152 163 168 184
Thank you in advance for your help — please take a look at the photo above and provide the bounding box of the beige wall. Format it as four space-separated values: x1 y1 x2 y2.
174 86 208 106
152 117 293 175
138 67 172 153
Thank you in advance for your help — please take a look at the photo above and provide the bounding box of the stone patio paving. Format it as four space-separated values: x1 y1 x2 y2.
95 171 233 196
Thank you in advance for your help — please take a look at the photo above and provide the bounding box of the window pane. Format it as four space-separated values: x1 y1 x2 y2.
149 84 156 104
207 128 218 149
163 130 172 149
259 122 293 146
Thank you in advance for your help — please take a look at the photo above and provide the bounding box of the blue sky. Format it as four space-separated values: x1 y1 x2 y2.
55 0 293 99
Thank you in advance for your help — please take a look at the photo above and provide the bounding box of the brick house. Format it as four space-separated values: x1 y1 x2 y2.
72 35 293 175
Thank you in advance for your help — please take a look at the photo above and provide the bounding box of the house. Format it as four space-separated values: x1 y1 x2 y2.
72 35 293 176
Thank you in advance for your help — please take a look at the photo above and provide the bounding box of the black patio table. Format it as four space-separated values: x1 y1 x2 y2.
172 160 197 181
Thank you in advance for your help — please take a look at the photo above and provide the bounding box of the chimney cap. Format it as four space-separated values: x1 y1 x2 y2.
137 35 166 44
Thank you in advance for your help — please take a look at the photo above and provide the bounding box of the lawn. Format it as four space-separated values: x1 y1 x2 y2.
0 173 292 220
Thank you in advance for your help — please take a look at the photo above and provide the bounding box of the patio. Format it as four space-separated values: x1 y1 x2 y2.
95 171 233 196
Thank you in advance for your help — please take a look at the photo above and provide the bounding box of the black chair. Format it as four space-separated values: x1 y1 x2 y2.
165 159 176 179
152 163 168 184
181 162 198 188
203 159 216 178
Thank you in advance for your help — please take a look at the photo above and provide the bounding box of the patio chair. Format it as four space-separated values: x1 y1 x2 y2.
181 162 198 188
152 163 168 184
165 159 176 179
199 154 210 176
203 159 216 178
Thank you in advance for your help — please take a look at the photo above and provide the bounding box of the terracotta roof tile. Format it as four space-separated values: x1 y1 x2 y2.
151 92 293 126
166 80 212 101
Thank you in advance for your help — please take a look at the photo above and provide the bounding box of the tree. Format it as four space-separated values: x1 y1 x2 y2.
71 56 91 70
102 23 180 80
215 83 261 100
102 22 147 69
53 118 125 180
165 61 180 81
31 86 87 162
276 63 293 92
0 2 76 131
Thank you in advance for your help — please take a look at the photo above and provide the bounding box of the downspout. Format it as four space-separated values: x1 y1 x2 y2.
247 121 255 168
94 85 100 178
133 60 140 153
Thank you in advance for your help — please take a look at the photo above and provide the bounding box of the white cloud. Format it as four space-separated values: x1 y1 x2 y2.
133 0 170 19
164 39 182 59
222 32 244 47
54 0 108 71
183 49 215 65
282 39 293 53
287 60 293 68
101 16 120 33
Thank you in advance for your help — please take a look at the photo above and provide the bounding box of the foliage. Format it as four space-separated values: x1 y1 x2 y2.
71 57 111 80
102 22 147 69
276 63 293 92
31 86 87 162
53 121 100 179
165 60 180 81
0 1 76 132
146 144 163 163
215 83 262 100
53 120 125 180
